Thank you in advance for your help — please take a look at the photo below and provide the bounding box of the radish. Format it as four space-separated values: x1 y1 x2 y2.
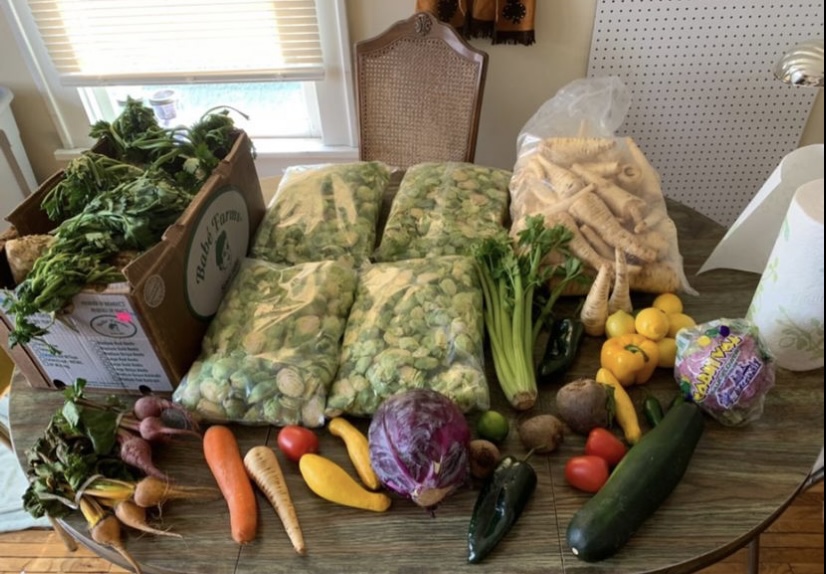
138 416 201 443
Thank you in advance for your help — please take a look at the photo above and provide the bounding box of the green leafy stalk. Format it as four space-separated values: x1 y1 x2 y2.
472 215 584 410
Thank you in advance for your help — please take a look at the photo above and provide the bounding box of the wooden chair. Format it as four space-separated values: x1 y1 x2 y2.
354 11 488 169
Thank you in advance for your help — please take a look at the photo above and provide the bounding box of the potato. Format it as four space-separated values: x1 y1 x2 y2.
555 378 613 435
469 439 501 479
517 414 565 454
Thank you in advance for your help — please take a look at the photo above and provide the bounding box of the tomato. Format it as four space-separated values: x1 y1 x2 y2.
277 425 320 462
564 455 610 493
584 427 628 467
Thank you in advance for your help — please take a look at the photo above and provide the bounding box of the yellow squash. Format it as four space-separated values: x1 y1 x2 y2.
328 417 380 490
596 368 642 445
299 454 391 512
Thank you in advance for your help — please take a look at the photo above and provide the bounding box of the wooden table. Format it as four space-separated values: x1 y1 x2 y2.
8 199 824 574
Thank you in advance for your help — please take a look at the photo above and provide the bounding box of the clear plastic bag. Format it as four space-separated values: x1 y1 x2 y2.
511 77 694 294
326 255 489 417
251 161 391 267
374 162 510 262
173 258 358 427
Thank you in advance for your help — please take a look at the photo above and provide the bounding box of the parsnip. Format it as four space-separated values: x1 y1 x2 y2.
607 249 633 314
539 137 617 167
570 164 647 231
580 264 612 337
569 192 657 263
533 154 586 198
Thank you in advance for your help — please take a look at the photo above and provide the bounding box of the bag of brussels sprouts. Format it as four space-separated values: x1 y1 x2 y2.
373 162 511 262
251 161 392 266
326 255 490 417
173 258 358 427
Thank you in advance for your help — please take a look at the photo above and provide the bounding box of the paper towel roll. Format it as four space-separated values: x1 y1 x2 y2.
746 179 824 371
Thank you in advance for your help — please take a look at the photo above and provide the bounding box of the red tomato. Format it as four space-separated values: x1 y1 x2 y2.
565 455 610 493
584 428 628 467
277 425 320 462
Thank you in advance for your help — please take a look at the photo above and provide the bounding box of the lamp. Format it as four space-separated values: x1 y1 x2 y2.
774 38 824 87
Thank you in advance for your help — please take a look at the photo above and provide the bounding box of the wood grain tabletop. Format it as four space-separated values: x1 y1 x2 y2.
7 198 824 574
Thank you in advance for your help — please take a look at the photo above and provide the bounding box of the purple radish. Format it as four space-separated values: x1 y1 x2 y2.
133 395 201 431
139 416 201 443
117 431 167 479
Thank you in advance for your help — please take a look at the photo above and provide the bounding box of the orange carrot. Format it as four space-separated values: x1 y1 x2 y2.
203 425 258 545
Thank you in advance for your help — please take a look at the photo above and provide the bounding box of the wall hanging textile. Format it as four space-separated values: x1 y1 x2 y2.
415 0 536 45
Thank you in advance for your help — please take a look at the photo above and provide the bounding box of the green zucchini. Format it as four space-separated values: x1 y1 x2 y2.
566 400 704 562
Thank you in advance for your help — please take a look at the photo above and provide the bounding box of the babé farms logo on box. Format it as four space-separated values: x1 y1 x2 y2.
185 186 250 319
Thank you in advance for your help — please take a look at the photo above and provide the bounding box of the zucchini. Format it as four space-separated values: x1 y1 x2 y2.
566 400 704 562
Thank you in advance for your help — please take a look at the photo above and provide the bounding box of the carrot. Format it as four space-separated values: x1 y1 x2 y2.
328 417 380 490
569 192 657 263
542 211 614 274
243 446 305 555
80 496 142 574
113 500 182 538
616 163 643 191
132 476 220 509
539 137 616 167
202 425 258 544
570 164 647 231
580 264 612 337
608 249 633 314
579 224 615 260
299 454 391 512
629 262 682 294
533 154 586 198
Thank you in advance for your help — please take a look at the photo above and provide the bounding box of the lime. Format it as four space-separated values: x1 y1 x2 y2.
477 410 510 442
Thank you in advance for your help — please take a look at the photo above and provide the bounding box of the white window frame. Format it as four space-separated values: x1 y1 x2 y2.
1 0 359 178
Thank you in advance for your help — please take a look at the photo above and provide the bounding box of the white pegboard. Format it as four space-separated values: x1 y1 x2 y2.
587 0 823 227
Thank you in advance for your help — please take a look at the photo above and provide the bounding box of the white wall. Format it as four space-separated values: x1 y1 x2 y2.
1 0 823 184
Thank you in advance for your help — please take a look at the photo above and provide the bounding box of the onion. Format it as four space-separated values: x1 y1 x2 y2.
368 389 471 511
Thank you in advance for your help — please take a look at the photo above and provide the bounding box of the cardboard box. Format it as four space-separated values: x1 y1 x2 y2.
0 131 264 393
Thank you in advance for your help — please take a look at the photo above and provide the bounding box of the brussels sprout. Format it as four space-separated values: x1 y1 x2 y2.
173 259 357 428
374 162 510 262
251 162 390 266
327 256 489 417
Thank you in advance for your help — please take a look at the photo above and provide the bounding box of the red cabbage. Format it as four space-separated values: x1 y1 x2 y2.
368 389 471 510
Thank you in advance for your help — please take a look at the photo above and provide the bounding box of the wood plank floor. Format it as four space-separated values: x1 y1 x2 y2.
0 483 821 574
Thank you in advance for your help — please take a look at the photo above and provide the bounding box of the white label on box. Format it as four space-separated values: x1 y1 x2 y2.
25 293 172 392
185 185 250 319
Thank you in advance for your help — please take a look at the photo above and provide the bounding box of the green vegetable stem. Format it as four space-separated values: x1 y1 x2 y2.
472 215 584 410
467 454 537 564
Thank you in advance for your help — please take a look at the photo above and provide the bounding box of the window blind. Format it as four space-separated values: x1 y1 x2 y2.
26 0 325 86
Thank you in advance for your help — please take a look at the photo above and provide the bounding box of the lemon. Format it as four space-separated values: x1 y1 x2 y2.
635 307 670 341
656 337 678 368
652 293 683 315
605 310 637 339
667 312 697 338
477 410 510 442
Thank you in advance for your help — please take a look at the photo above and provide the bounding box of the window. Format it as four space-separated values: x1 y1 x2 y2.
2 0 358 177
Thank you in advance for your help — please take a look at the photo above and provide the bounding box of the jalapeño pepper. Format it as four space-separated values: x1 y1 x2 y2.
467 455 537 563
643 395 664 427
539 317 585 380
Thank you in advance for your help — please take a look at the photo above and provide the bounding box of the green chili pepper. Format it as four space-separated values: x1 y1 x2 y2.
643 395 664 427
538 317 584 380
467 455 537 564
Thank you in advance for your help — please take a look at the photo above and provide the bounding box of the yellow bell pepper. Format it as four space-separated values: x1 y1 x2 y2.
600 334 660 386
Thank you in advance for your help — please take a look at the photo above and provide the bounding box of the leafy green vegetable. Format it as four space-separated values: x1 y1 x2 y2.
472 214 585 411
326 255 489 417
2 100 243 350
374 162 510 262
23 379 135 519
251 162 390 266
